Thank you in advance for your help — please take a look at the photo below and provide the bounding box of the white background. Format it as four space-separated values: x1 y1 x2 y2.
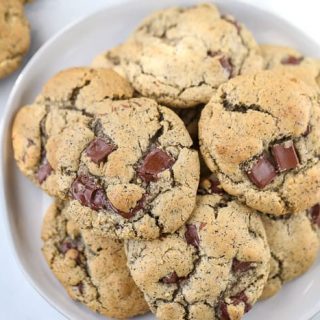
0 0 319 319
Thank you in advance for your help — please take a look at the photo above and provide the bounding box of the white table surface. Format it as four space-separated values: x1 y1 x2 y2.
0 0 319 319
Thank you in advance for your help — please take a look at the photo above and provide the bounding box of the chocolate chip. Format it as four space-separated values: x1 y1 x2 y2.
231 291 252 313
137 148 175 182
219 302 231 320
207 50 220 57
185 224 200 248
219 56 233 77
161 271 179 284
232 258 252 273
271 140 299 172
281 56 304 65
309 204 320 227
36 158 52 184
246 153 277 188
70 175 107 210
85 138 116 164
59 237 81 254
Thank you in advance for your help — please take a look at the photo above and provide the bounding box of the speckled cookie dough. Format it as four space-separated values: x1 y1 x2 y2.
0 0 30 79
259 212 319 300
260 44 320 89
12 67 200 240
125 193 270 320
92 3 263 108
41 200 149 319
199 69 320 216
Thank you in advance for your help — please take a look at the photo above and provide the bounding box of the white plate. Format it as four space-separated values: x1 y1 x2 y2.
1 0 320 319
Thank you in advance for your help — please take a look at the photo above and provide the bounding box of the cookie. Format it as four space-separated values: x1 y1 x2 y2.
92 3 263 108
0 0 30 79
125 193 270 320
12 68 200 240
41 200 149 319
260 212 319 300
199 69 320 216
260 44 320 89
12 67 133 186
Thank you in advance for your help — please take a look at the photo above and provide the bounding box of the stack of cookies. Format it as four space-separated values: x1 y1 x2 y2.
11 3 320 320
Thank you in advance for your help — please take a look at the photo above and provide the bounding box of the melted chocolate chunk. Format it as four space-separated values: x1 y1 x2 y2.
161 271 180 284
271 140 299 172
71 175 107 210
246 153 277 189
231 291 252 313
219 302 231 320
137 148 175 182
36 158 52 184
309 204 320 228
219 56 233 77
281 55 304 65
85 138 116 164
232 258 252 273
185 224 200 248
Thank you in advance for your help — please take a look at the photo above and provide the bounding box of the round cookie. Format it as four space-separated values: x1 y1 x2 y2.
260 44 320 89
12 68 200 240
125 194 270 320
0 0 30 79
92 3 263 108
41 200 149 319
199 69 320 216
12 67 134 187
260 212 319 300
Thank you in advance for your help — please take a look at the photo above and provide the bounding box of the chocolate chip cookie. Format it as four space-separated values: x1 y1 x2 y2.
42 200 149 319
199 69 320 216
12 67 200 239
12 67 133 189
0 0 30 79
260 44 320 89
92 3 263 108
260 212 319 300
125 193 270 320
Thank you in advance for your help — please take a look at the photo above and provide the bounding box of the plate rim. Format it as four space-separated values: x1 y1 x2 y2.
1 0 320 319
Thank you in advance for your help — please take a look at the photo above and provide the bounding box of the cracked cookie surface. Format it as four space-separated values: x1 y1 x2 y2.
0 0 30 79
41 200 149 319
260 212 319 300
91 3 263 108
12 67 199 240
199 69 320 215
260 44 320 90
125 194 270 320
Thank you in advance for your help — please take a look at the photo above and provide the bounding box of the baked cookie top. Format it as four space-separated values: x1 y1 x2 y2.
125 194 270 320
41 200 149 319
199 69 320 215
92 3 263 108
260 212 319 300
12 67 199 240
0 0 30 79
260 44 320 89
